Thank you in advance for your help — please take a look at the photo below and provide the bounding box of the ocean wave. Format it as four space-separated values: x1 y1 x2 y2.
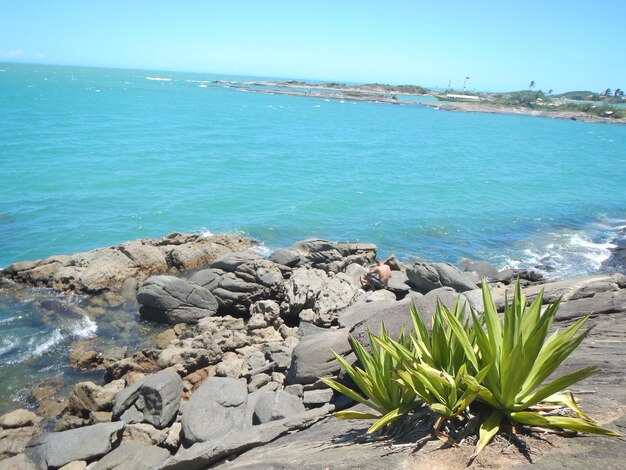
251 243 272 257
145 76 172 82
498 225 619 280
30 328 63 357
0 337 19 357
71 316 97 338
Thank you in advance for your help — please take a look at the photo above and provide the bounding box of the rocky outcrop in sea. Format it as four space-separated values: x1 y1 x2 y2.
0 234 625 469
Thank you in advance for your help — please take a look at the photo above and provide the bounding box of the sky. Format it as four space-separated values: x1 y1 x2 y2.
0 0 624 93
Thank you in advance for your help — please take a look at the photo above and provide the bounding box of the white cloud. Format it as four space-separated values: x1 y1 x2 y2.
0 48 25 59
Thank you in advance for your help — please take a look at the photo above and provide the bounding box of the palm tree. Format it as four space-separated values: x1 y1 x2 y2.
548 89 553 95
615 88 623 97
604 88 612 97
529 80 535 90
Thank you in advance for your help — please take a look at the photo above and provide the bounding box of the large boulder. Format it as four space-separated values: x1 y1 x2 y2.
287 328 351 384
137 275 218 324
406 262 477 294
269 239 376 273
284 267 358 325
92 443 170 470
25 422 124 469
112 370 183 429
189 254 285 315
181 377 248 445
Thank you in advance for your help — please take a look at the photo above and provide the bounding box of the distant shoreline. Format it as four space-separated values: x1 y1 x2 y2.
218 80 626 125
420 100 626 125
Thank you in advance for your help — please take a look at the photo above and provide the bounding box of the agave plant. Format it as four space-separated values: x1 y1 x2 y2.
376 300 490 429
319 324 419 433
447 280 621 455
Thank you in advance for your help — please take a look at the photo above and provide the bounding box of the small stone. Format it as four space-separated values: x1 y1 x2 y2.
247 373 271 392
54 414 88 432
122 423 168 446
247 313 268 330
89 411 112 424
156 329 177 349
163 422 182 451
284 384 303 398
271 372 286 386
299 309 315 323
303 389 334 406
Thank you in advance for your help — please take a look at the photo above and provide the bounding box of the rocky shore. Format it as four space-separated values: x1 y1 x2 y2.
1 235 625 469
421 100 626 124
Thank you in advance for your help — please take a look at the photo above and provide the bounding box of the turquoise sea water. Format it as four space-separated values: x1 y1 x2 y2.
1 63 625 412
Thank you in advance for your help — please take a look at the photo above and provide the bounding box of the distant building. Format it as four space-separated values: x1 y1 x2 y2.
445 94 480 101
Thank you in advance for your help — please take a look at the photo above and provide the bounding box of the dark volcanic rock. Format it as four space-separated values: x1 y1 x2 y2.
137 275 219 324
407 262 477 293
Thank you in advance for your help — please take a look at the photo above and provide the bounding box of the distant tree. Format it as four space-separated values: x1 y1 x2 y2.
604 88 612 96
548 89 553 95
529 80 536 90
615 88 624 97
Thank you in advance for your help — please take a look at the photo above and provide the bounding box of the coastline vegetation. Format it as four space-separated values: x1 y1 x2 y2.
321 281 620 461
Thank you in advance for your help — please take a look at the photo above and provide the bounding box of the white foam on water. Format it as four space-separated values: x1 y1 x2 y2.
145 76 172 81
71 316 97 338
499 228 618 280
0 337 19 356
199 229 214 238
251 243 272 257
31 328 63 357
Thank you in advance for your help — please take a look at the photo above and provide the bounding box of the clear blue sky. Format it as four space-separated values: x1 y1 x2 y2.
1 0 624 92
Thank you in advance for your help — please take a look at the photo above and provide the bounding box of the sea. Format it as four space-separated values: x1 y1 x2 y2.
1 62 625 413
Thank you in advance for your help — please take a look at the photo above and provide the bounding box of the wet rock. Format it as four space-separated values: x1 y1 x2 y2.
25 422 124 469
31 376 64 403
138 275 219 325
112 370 183 429
91 443 170 470
181 377 248 445
69 350 103 370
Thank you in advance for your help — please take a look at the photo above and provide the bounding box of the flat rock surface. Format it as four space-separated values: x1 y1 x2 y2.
224 297 626 469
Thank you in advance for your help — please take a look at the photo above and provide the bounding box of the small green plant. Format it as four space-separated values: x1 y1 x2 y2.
321 279 620 457
376 300 490 428
455 281 620 455
320 324 419 433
